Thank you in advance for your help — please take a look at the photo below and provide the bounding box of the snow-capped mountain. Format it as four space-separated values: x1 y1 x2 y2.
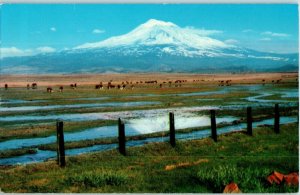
1 19 298 74
74 19 229 53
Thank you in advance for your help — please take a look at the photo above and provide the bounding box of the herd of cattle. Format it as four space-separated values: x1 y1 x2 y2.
2 78 294 93
2 79 189 93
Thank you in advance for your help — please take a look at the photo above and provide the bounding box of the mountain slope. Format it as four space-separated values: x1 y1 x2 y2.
0 19 298 74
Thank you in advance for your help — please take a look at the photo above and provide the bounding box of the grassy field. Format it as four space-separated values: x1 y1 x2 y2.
0 73 298 192
0 123 298 193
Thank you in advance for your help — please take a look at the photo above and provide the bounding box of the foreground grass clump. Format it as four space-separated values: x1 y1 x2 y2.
0 123 298 193
66 170 128 187
196 164 298 193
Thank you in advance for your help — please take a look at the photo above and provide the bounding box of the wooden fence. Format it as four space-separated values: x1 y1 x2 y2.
55 103 281 167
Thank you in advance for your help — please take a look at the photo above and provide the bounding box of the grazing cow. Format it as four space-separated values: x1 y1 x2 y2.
59 86 64 92
145 80 157 84
47 87 53 93
225 80 231 86
122 84 126 89
70 83 77 89
27 84 30 90
95 84 103 89
107 82 115 89
159 83 163 88
4 84 8 90
32 83 37 89
276 79 281 84
120 85 125 90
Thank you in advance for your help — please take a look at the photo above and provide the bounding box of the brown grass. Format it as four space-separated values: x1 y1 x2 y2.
1 72 297 87
165 158 209 171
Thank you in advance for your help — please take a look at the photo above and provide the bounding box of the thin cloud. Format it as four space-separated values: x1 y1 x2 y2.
242 29 254 33
50 27 57 32
92 29 105 34
0 47 33 58
260 37 272 41
1 46 56 58
224 39 239 45
261 31 290 37
36 46 56 53
184 26 223 36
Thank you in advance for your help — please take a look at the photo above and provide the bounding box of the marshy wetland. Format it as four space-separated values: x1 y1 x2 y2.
0 73 298 192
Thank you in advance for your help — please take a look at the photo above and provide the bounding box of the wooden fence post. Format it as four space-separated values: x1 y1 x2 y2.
56 120 66 167
118 118 126 155
274 104 280 134
169 112 176 147
247 106 253 136
210 110 217 142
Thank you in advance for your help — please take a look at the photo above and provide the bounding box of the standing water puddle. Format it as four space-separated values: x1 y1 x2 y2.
244 93 290 103
0 114 236 151
0 106 218 122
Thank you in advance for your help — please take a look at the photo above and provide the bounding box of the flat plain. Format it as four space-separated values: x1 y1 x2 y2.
0 72 298 193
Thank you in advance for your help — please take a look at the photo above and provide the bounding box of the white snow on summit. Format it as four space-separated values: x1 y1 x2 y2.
74 19 231 52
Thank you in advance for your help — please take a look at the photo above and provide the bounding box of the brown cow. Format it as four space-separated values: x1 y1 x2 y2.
95 84 103 89
32 83 37 89
70 83 77 89
47 87 53 93
107 82 115 89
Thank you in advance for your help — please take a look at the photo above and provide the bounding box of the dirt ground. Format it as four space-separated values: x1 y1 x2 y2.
0 72 298 87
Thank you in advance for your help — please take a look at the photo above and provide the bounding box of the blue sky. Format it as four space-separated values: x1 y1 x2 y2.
1 4 298 57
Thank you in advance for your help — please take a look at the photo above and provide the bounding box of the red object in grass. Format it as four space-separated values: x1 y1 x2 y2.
223 182 241 193
283 172 299 186
267 171 284 185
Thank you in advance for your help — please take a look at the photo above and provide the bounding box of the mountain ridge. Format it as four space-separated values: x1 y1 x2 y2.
0 19 298 74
